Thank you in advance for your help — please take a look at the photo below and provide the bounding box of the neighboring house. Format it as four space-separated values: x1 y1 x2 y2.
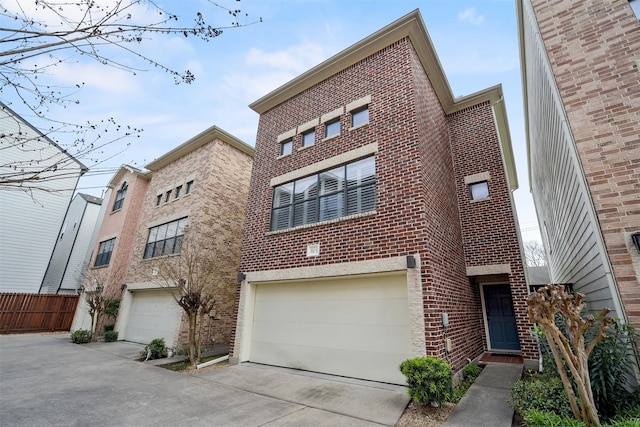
527 265 551 292
0 102 88 293
71 165 150 332
231 10 536 385
75 126 254 350
517 0 640 369
40 193 104 295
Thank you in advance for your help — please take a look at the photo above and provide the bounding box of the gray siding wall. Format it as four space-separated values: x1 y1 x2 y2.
521 0 625 318
0 109 82 293
59 198 103 293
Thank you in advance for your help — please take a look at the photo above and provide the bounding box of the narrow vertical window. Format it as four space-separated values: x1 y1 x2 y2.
95 238 115 266
185 180 194 194
351 106 369 128
112 182 128 211
325 119 340 138
301 129 315 148
156 194 162 206
280 139 293 156
175 185 182 199
165 190 172 203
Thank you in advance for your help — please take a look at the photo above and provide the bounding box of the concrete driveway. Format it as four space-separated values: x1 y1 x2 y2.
0 333 409 426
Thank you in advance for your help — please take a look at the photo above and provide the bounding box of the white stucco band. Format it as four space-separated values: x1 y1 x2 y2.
232 254 427 364
466 264 512 276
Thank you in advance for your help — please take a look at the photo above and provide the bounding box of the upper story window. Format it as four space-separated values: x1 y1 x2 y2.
301 129 315 148
164 190 172 203
156 194 162 206
175 185 182 199
351 106 369 128
94 238 115 267
469 181 490 200
271 156 376 231
185 180 194 194
143 217 188 259
112 182 127 211
280 139 293 156
325 119 340 139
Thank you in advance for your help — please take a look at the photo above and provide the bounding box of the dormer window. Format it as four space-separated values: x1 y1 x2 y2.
112 182 127 211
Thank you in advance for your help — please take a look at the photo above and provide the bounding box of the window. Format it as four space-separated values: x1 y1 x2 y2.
270 156 376 231
469 181 489 200
112 182 128 211
143 217 188 259
325 119 340 138
175 185 182 199
280 139 293 156
301 129 315 148
164 190 172 203
185 180 194 194
156 194 162 206
95 238 115 266
351 106 369 128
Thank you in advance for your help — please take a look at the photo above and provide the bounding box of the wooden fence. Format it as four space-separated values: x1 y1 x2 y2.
0 293 79 334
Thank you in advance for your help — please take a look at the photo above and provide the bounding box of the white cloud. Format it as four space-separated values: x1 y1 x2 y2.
244 41 333 73
50 62 142 95
458 7 485 26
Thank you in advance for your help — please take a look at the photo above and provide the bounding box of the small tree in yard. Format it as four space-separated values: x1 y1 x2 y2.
146 222 234 367
527 284 615 427
82 265 123 341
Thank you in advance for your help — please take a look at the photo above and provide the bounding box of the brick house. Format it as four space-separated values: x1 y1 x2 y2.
74 126 254 350
517 0 640 374
231 10 537 385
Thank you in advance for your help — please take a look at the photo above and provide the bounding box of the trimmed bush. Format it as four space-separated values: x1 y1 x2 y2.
71 329 92 344
144 338 166 359
399 356 453 405
510 375 573 419
104 330 118 342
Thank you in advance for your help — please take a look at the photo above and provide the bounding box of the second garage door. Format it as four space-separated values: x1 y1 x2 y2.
249 274 412 384
124 290 183 347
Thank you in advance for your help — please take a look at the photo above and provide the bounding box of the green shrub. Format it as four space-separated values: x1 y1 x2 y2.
588 319 638 420
462 363 482 382
103 324 115 332
523 409 585 427
105 298 120 318
144 338 166 359
399 356 453 405
104 330 118 342
71 329 92 344
510 375 573 419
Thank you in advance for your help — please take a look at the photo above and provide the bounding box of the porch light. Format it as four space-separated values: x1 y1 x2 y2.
76 286 84 295
95 285 104 293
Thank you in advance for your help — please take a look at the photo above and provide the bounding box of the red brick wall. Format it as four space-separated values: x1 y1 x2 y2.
231 37 527 369
448 102 537 360
530 0 640 330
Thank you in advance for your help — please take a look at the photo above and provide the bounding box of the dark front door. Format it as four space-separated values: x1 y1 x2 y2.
484 284 520 351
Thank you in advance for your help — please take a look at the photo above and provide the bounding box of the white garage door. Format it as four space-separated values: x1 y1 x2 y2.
250 274 412 384
125 290 182 346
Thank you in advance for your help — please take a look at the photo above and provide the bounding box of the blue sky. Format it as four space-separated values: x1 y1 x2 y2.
4 0 541 242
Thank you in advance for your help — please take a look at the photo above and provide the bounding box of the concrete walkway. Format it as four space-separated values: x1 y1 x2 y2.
444 362 523 427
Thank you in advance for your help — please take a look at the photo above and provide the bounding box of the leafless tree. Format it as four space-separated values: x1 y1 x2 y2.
524 240 547 267
82 263 124 340
528 285 614 426
1 0 259 192
145 222 237 367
